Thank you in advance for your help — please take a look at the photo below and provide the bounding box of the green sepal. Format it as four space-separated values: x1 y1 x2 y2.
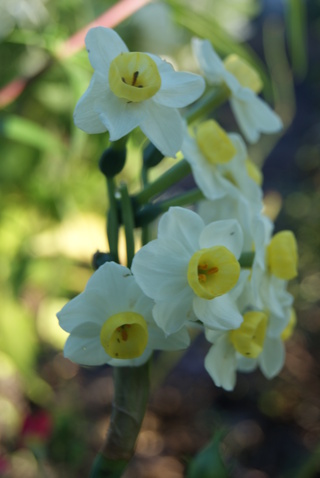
143 143 164 169
99 148 126 178
89 453 128 478
186 432 230 478
134 203 162 227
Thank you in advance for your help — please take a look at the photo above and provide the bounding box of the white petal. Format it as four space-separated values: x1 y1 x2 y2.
139 101 183 157
194 294 243 330
259 337 285 378
191 38 225 85
98 89 144 140
85 262 138 313
237 355 258 373
230 91 283 144
57 289 107 333
204 335 237 390
246 94 283 134
158 207 204 251
107 348 153 367
148 323 190 350
132 238 191 300
73 72 108 134
85 27 128 75
153 289 196 334
64 323 108 366
199 219 243 258
230 96 260 143
182 131 233 201
154 68 205 108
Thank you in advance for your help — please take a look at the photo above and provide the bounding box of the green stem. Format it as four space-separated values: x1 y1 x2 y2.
239 251 255 268
119 182 135 268
107 177 119 262
141 166 151 246
90 362 150 477
186 85 230 124
133 159 192 206
158 187 205 212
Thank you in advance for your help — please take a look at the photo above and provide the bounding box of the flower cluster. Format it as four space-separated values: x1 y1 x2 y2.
58 28 297 391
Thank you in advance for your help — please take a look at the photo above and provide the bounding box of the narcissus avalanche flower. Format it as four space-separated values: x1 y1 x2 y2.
192 38 283 143
57 262 190 367
182 119 263 210
198 196 269 253
204 277 295 391
131 207 243 334
250 226 298 311
74 27 205 157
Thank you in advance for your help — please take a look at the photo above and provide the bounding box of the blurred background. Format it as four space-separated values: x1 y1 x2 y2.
0 0 319 476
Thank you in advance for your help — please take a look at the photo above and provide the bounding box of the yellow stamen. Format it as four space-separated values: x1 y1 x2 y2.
196 120 236 165
109 52 161 102
266 231 298 280
230 310 267 358
224 54 263 93
100 312 148 359
188 246 240 300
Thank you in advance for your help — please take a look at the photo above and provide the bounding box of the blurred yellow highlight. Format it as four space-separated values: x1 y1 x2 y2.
267 230 298 280
224 54 263 93
196 119 236 165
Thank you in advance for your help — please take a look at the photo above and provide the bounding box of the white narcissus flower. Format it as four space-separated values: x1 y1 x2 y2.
192 38 283 143
57 262 190 367
131 207 244 335
181 119 263 210
204 267 296 391
198 196 269 254
74 27 205 157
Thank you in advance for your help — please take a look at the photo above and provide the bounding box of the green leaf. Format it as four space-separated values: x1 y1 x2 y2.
0 115 65 152
187 432 230 478
285 0 308 80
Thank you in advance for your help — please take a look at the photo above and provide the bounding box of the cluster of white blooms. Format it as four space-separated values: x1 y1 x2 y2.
58 27 298 391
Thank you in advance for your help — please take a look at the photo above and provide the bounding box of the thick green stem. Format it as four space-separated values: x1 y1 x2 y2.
133 160 192 206
186 85 230 124
141 167 151 245
239 251 255 268
90 362 150 477
119 182 135 268
107 177 119 262
158 187 205 212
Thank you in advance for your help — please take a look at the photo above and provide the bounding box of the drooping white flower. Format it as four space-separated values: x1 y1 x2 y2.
74 27 205 157
181 119 263 210
192 38 283 143
131 207 243 334
57 262 190 367
204 276 295 391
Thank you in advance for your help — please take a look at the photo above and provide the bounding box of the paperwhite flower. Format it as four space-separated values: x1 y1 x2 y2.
57 262 190 367
204 276 294 391
181 120 263 210
74 27 205 157
198 196 266 253
131 207 243 334
192 38 283 143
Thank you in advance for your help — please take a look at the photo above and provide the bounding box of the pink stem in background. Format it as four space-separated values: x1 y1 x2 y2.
0 0 152 108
